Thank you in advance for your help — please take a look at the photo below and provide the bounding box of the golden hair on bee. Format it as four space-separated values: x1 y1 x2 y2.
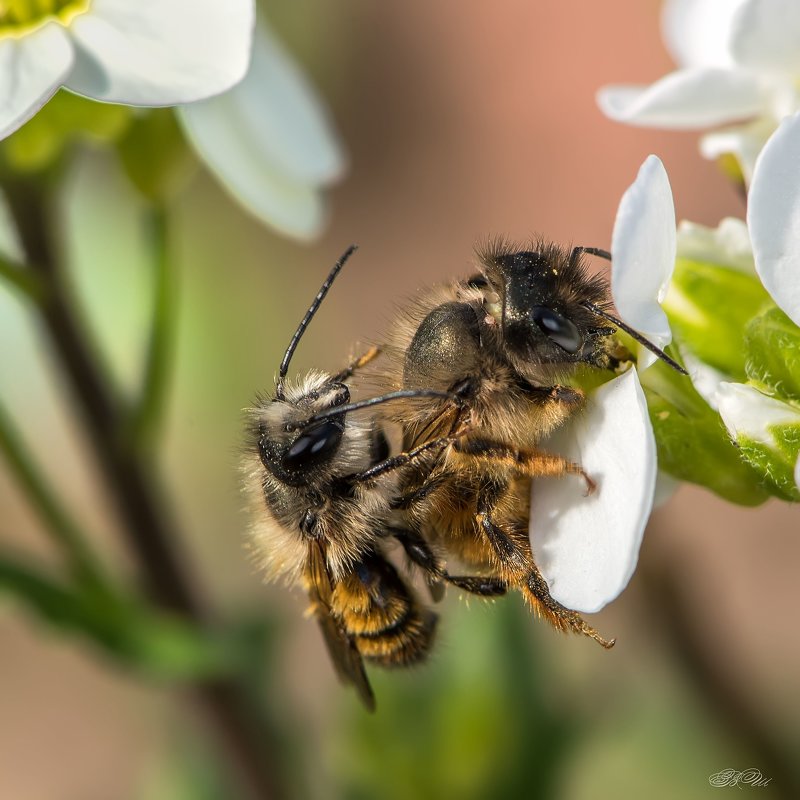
242 246 491 710
367 238 685 649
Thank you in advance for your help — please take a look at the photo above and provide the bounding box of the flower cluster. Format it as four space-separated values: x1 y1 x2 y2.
0 1 344 239
598 0 800 183
552 0 800 616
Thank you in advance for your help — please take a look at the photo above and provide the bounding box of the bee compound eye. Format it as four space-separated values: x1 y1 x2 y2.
281 419 344 471
531 306 583 354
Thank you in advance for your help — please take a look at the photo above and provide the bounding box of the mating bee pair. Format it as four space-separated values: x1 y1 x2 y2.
242 242 684 710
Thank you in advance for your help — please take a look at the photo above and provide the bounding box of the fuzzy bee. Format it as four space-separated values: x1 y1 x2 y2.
371 239 685 648
243 246 500 709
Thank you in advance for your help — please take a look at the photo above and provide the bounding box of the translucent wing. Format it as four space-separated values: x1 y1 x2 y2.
305 541 375 711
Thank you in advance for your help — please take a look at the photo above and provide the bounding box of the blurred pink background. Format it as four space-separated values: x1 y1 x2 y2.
1 2 797 798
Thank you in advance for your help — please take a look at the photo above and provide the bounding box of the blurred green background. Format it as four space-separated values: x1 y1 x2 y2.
1 2 798 798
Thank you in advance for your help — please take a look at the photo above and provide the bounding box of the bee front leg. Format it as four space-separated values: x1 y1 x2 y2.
453 436 596 495
331 345 382 382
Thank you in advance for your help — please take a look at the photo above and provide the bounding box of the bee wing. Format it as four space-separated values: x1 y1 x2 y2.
306 542 375 712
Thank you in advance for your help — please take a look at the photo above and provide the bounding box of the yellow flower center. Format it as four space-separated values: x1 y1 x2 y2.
0 0 90 38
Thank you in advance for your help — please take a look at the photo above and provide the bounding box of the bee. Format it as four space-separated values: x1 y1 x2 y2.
242 246 498 710
373 239 685 648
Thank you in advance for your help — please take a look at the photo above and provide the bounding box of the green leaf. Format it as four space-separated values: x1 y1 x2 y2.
117 110 195 203
1 90 131 173
736 422 800 502
641 361 769 506
744 306 800 402
0 555 234 681
663 258 771 380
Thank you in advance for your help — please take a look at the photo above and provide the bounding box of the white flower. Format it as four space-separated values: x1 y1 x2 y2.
597 0 800 182
177 19 346 242
0 0 254 141
675 217 755 275
719 110 800 488
717 383 800 445
530 155 675 613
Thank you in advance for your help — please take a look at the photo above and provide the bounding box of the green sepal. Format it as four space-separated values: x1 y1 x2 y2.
663 258 771 380
744 306 800 402
117 109 195 203
0 90 131 173
736 422 800 502
641 360 768 506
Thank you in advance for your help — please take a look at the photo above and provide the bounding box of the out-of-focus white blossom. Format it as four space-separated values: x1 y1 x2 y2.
178 20 346 241
597 0 800 182
0 0 254 140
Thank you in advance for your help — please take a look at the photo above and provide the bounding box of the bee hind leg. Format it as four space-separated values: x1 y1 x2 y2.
474 478 531 574
525 565 616 649
391 527 507 598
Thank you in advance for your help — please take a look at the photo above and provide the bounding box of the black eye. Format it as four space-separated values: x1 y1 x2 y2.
467 274 489 289
531 307 583 353
281 419 343 471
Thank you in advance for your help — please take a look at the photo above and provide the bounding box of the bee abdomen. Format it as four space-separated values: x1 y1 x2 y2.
332 553 437 667
355 608 437 667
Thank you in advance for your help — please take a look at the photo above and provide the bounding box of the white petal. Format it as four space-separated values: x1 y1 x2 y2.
611 155 675 369
676 218 755 274
530 369 657 614
680 347 728 410
0 23 73 140
65 0 254 105
178 94 328 241
597 69 765 129
730 0 800 76
0 190 24 263
699 117 774 184
717 382 800 443
208 19 346 186
795 452 800 490
661 0 746 69
747 112 800 326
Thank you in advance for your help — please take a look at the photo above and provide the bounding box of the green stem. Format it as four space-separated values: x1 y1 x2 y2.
129 205 176 450
0 255 44 302
0 399 107 587
0 174 283 800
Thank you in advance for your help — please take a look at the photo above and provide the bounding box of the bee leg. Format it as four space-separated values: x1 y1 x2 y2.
391 473 447 510
453 437 596 495
391 527 507 598
525 565 616 649
352 432 455 483
475 479 530 572
331 345 382 382
445 574 508 597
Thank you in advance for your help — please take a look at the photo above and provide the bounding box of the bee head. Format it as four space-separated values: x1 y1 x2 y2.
477 241 616 375
254 373 358 488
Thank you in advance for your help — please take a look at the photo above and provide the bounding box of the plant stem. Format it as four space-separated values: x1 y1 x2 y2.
2 175 283 800
0 400 107 587
129 205 176 450
0 256 44 301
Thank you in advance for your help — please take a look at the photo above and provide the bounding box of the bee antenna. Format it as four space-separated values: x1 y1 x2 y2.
285 389 457 430
581 301 688 375
276 245 359 400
